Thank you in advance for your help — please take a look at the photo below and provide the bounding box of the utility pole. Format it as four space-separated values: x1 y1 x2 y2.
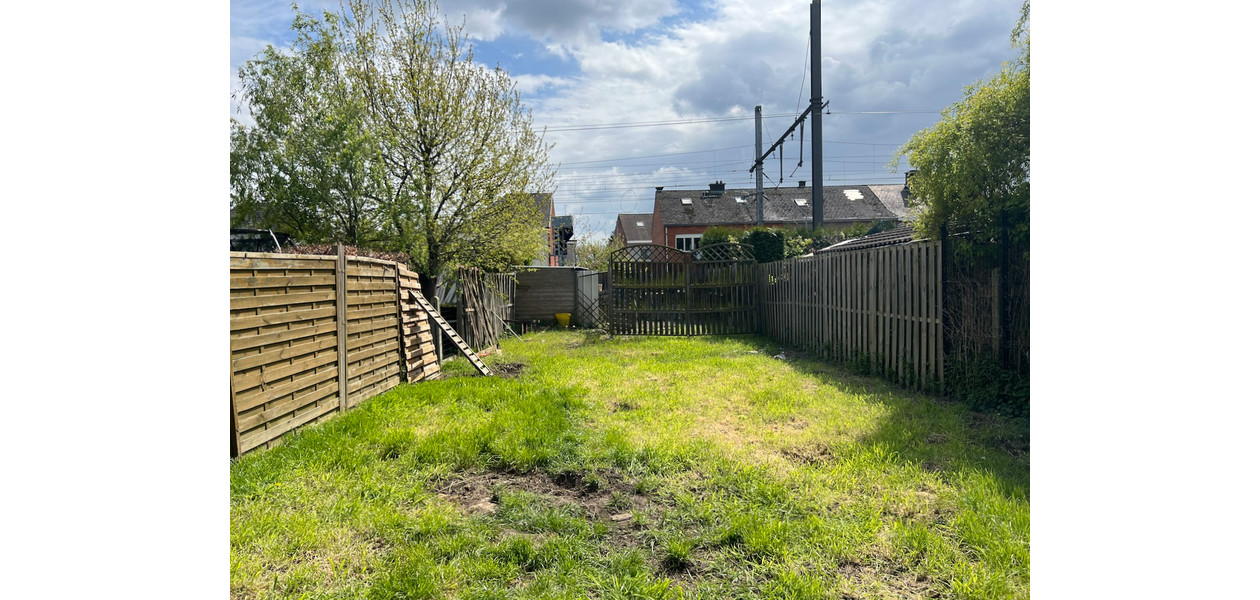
810 0 824 230
749 1 828 228
755 105 765 226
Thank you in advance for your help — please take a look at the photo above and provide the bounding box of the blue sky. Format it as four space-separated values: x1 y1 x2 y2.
231 0 1026 239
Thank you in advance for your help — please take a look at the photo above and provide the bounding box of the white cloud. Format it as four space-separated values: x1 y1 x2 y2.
230 0 1026 237
513 73 574 95
440 0 680 48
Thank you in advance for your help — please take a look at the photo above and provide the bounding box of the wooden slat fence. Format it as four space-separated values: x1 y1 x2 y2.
759 240 943 390
455 268 516 352
230 249 440 456
608 243 758 336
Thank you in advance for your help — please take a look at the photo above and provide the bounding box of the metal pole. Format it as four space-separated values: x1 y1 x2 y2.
810 0 824 230
755 105 765 226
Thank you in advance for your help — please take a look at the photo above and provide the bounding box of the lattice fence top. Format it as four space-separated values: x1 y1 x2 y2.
609 243 755 264
609 244 688 264
690 242 756 263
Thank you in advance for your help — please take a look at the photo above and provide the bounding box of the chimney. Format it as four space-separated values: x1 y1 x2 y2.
709 181 725 192
798 180 807 188
655 186 664 192
904 170 918 189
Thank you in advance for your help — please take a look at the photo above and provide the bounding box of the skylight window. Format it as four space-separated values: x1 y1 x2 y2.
794 198 808 207
635 221 645 227
735 196 747 203
843 189 864 201
681 198 693 205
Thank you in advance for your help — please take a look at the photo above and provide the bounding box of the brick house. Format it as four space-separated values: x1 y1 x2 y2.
650 179 911 251
612 213 654 247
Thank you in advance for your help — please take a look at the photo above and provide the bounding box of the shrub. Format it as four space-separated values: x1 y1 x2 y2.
699 226 744 247
743 228 784 263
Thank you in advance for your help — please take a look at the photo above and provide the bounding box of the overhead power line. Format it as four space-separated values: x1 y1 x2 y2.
556 145 749 166
537 113 798 132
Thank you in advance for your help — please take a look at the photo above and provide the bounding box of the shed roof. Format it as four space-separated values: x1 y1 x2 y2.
818 225 917 253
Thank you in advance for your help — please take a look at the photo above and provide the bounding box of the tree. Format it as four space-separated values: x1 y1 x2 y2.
341 0 554 299
893 1 1029 262
230 12 386 247
231 0 555 301
569 218 617 270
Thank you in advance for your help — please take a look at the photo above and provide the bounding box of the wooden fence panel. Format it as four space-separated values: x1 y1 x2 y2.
230 250 442 457
609 244 757 336
399 266 441 382
230 252 341 454
344 257 400 408
755 241 943 391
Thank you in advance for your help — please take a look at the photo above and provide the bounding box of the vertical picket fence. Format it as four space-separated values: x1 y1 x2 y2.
758 240 943 390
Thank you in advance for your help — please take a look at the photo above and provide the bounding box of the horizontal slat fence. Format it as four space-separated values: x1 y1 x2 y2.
759 241 943 390
230 249 439 456
400 266 441 382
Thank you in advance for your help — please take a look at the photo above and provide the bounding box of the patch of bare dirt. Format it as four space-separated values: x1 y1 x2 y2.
839 561 943 599
433 469 660 548
493 362 526 378
780 443 833 466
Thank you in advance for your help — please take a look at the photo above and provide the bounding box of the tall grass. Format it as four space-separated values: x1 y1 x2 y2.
232 331 1029 599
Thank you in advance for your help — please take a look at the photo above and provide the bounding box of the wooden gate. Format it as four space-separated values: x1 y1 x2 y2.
608 243 758 336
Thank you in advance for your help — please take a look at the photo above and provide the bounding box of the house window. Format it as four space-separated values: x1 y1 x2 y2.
675 234 701 252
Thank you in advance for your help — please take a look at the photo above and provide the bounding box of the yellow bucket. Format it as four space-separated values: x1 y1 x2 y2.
556 313 571 328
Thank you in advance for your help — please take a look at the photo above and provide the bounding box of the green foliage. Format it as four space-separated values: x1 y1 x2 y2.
571 227 617 270
944 354 1029 416
743 227 784 263
230 11 387 247
698 226 743 247
232 0 555 293
778 226 847 258
893 1 1029 261
341 0 553 283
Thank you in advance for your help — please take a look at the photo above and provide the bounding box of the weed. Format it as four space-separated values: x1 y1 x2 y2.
661 537 695 572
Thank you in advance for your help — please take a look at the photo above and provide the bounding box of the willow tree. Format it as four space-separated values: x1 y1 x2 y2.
342 0 554 299
230 12 387 247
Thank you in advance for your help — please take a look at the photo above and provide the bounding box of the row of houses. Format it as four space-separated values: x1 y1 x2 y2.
613 173 917 253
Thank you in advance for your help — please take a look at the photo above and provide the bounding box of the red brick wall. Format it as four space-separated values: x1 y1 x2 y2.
652 202 666 245
663 225 711 249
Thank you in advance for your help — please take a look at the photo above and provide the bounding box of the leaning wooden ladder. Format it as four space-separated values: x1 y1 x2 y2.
408 289 493 377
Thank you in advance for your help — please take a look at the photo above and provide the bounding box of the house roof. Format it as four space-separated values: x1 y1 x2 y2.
532 193 554 228
818 225 916 253
865 184 912 219
615 213 654 243
654 184 900 227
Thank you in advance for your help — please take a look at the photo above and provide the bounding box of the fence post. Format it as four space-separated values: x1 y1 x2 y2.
938 227 949 389
335 243 348 412
394 262 406 382
229 365 241 458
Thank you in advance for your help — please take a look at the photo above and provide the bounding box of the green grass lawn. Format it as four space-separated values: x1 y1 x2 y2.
231 331 1029 599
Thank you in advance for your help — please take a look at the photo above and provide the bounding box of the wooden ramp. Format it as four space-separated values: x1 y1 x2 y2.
408 290 493 376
